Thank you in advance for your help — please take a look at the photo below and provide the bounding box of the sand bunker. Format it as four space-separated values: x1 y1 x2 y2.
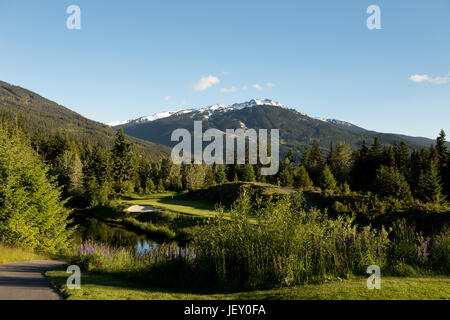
126 205 158 212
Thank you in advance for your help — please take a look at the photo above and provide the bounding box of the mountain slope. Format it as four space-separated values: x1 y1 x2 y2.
0 81 170 160
112 99 444 159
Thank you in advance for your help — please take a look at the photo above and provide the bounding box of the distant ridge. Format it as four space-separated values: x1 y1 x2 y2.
111 99 447 159
0 80 170 160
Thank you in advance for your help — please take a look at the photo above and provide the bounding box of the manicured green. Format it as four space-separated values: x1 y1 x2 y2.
46 267 450 300
118 192 219 218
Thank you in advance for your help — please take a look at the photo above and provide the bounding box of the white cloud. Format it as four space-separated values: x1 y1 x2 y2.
220 86 237 93
164 96 171 101
409 74 449 85
220 71 229 75
190 75 220 91
266 82 275 88
253 84 264 91
84 112 97 118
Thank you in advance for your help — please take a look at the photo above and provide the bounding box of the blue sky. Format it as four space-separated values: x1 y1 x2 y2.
0 0 449 139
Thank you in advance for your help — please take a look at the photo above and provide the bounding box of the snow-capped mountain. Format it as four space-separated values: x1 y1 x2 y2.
107 98 438 158
106 99 286 127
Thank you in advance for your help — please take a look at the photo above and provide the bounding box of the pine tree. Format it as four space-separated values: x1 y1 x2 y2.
279 167 293 186
310 140 323 169
326 142 335 167
157 178 165 192
435 130 449 197
333 142 352 184
306 140 324 185
0 123 72 253
375 166 412 201
320 164 337 191
423 163 445 204
147 178 156 193
205 166 216 187
215 165 228 184
54 150 83 199
111 128 134 193
295 166 313 189
395 140 410 177
242 164 256 182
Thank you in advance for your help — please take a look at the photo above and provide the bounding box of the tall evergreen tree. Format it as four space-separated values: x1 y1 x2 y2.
320 164 337 191
423 163 445 204
435 130 449 197
242 164 256 182
111 128 134 193
0 123 72 253
215 165 228 184
333 142 352 184
374 166 412 201
295 166 313 189
306 140 324 185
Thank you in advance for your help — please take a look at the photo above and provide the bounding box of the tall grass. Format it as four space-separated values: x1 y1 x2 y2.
193 190 449 290
193 190 390 289
69 190 450 291
387 220 450 275
0 238 49 264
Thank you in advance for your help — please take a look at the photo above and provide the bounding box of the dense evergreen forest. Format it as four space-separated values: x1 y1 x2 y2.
1 110 449 212
1 106 449 250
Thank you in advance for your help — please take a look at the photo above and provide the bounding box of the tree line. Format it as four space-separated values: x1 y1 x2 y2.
3 111 449 208
29 122 450 208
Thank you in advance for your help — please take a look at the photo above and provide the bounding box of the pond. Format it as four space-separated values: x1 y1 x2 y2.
72 218 162 254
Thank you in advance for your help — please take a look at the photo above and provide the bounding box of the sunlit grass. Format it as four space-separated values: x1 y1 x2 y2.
47 267 450 300
118 192 222 218
0 244 49 264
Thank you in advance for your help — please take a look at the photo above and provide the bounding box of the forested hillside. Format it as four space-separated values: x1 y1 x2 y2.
0 80 170 160
114 101 446 160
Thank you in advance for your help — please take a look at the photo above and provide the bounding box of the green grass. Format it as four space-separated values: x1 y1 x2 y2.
118 192 219 218
47 267 450 300
0 244 49 264
117 192 259 224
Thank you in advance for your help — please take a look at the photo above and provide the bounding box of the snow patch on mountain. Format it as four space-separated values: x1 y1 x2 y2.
315 117 354 127
106 119 132 127
107 99 286 127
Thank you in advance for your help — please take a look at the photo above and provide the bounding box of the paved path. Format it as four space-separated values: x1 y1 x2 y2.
0 260 66 300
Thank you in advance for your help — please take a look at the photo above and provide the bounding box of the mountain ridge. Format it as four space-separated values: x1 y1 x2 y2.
110 99 447 158
0 80 170 160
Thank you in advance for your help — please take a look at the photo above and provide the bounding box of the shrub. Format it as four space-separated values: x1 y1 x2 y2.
193 190 390 290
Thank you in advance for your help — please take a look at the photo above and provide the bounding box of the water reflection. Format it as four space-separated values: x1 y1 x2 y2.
73 218 160 254
136 238 159 254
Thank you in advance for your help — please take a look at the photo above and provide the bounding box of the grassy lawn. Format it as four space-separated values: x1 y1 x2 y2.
118 192 219 218
0 244 50 264
47 267 450 300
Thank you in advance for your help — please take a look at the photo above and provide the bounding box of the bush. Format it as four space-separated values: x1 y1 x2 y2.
193 190 390 290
